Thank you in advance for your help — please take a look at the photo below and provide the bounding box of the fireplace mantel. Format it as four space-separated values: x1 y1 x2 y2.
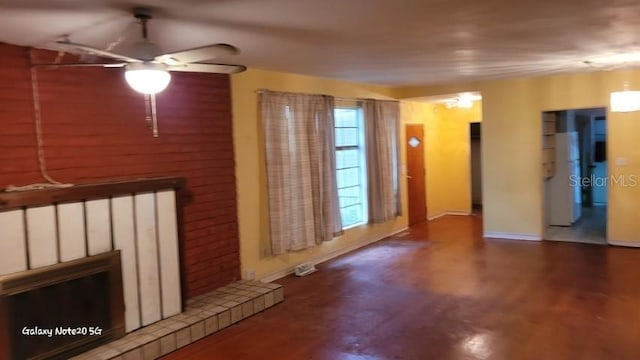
0 177 186 211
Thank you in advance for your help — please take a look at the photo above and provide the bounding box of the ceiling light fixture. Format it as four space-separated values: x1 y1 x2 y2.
444 93 479 109
587 52 640 67
124 63 171 94
610 82 640 113
456 93 475 109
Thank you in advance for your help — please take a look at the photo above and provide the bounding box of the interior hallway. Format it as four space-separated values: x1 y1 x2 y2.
164 215 640 360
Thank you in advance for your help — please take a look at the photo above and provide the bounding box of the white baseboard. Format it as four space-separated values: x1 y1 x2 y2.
259 227 409 282
484 232 542 241
427 212 447 221
427 210 471 221
608 240 640 248
446 210 471 216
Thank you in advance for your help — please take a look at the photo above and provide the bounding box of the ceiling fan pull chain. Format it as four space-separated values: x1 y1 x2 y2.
144 93 152 128
142 94 159 137
150 93 159 137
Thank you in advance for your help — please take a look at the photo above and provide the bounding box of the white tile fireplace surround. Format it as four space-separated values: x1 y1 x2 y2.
72 280 284 360
0 178 186 357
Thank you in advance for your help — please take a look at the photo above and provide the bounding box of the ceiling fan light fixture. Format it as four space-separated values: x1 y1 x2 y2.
443 92 480 109
610 90 640 112
124 63 171 94
456 93 475 109
610 82 640 113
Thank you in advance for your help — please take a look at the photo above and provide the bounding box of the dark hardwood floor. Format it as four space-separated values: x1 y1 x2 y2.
163 215 640 360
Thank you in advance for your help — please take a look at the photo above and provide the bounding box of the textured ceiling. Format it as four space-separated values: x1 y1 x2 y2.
2 0 640 86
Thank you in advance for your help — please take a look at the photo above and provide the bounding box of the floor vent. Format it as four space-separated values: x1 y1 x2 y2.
294 263 317 277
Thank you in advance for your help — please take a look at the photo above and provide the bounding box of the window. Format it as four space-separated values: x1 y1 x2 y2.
334 107 368 228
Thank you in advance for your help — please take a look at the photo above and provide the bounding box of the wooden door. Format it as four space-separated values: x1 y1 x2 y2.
406 124 426 225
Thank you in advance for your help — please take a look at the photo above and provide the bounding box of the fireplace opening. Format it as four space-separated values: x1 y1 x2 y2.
0 251 125 360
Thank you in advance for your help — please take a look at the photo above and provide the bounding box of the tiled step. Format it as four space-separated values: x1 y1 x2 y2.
72 280 284 360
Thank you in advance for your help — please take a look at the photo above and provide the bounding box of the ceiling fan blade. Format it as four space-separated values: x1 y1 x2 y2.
31 62 127 69
50 41 142 63
156 44 239 65
167 63 247 74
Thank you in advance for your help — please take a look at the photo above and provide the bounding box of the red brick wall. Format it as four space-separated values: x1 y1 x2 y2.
0 42 240 298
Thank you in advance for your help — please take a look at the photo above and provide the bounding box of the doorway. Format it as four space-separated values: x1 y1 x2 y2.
406 124 426 225
543 108 607 244
469 123 482 215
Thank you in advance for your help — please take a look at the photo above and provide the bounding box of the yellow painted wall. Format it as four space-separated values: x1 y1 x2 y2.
231 68 420 279
393 69 640 244
400 101 482 219
429 103 482 217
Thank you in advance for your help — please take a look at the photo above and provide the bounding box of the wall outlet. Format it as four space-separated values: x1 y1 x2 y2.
244 269 256 280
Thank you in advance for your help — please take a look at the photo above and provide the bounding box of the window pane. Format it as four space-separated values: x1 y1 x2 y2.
341 205 363 227
337 168 360 188
338 186 361 207
334 106 367 229
335 109 357 127
336 149 359 169
335 128 358 147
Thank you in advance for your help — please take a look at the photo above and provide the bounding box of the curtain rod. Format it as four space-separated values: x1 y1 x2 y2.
254 89 399 103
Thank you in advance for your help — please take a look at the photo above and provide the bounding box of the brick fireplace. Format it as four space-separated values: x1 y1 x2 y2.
0 178 283 359
0 41 240 298
0 178 185 357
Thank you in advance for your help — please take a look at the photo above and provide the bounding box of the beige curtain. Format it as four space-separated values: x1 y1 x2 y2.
260 91 343 255
363 99 402 223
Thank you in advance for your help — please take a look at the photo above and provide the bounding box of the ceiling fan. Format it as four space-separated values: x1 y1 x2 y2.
38 6 246 94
